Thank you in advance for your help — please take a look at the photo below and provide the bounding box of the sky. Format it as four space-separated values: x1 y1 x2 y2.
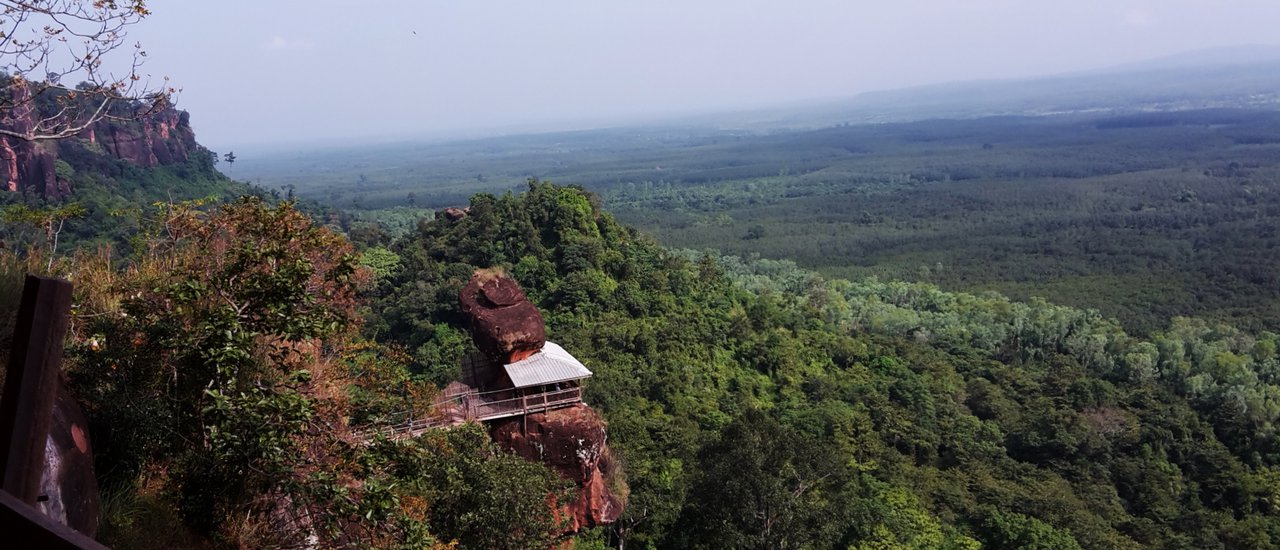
116 0 1280 151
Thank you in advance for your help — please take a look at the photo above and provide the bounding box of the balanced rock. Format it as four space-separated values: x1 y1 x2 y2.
458 269 545 363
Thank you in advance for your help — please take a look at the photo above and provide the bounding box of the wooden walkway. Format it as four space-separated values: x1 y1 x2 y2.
356 386 583 441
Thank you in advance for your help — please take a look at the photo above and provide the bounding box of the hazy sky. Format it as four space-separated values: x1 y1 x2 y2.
122 0 1280 150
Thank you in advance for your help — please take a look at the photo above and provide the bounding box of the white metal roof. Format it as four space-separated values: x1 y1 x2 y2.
503 341 593 388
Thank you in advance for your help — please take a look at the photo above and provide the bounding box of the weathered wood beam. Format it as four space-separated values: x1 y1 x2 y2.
0 490 106 549
0 275 74 504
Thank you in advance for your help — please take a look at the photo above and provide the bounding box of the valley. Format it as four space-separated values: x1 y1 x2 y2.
4 5 1280 545
243 108 1280 335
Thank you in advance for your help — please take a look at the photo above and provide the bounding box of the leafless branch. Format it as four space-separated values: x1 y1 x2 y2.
0 1 174 142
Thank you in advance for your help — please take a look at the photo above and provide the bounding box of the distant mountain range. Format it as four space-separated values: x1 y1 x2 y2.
697 45 1280 131
243 45 1280 168
1084 43 1280 74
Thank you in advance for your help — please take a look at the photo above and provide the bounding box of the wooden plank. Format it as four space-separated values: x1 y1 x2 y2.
0 275 73 505
0 490 106 549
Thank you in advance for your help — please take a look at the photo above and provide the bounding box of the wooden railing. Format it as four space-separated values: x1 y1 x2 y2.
472 387 582 421
355 386 584 441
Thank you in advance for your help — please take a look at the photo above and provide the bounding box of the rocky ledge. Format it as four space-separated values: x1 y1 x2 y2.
490 403 626 532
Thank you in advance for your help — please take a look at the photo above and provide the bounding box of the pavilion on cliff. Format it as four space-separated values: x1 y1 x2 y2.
452 341 592 422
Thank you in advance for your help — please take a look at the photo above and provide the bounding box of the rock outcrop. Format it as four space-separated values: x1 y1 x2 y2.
0 85 64 197
457 269 626 535
0 83 198 198
439 207 468 221
489 404 626 531
459 269 546 364
93 108 196 168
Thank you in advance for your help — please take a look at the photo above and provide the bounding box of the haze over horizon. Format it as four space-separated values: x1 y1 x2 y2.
132 1 1280 151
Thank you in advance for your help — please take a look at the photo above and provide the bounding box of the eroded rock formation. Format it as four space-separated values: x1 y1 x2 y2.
0 85 63 197
0 83 198 198
459 269 546 363
94 108 196 168
457 269 626 536
489 404 626 530
440 206 468 221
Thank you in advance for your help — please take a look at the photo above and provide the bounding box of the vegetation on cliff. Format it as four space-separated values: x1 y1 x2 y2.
0 120 250 259
3 174 1279 547
373 181 1280 549
6 197 570 548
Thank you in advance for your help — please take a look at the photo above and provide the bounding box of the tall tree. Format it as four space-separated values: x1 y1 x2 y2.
678 409 853 549
1 201 84 268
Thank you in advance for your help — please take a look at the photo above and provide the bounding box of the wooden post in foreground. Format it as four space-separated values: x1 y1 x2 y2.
0 275 74 504
0 490 105 549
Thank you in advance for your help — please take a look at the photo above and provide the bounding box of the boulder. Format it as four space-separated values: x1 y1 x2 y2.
440 207 467 221
459 269 545 363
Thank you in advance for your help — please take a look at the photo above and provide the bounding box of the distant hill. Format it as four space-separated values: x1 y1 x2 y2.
845 62 1280 120
688 46 1280 131
1087 44 1280 74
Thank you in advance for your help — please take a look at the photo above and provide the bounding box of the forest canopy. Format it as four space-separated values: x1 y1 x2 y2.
368 181 1280 549
4 166 1279 547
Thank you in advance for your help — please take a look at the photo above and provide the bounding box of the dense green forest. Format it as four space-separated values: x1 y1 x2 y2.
2 173 1277 547
605 110 1280 335
244 108 1280 336
6 78 1280 549
7 3 1280 548
370 182 1280 549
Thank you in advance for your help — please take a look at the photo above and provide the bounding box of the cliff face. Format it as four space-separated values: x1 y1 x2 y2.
490 403 626 532
0 86 197 198
0 85 63 197
90 108 197 169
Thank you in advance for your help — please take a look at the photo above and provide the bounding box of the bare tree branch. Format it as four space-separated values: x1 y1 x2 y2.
0 0 174 142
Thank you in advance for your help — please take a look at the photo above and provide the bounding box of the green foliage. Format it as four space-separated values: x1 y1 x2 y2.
43 142 1280 548
361 245 402 282
181 376 315 532
11 138 253 259
1 202 86 266
263 109 1280 335
54 159 75 180
978 511 1084 550
373 182 1280 549
361 424 574 550
851 486 980 550
677 409 854 549
65 197 367 543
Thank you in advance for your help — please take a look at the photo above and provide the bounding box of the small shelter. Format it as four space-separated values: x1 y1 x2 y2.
504 342 592 391
452 341 592 422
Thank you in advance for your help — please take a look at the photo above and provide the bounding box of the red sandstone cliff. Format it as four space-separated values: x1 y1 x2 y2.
457 269 626 536
90 108 196 169
490 403 626 531
0 85 198 198
0 85 63 197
